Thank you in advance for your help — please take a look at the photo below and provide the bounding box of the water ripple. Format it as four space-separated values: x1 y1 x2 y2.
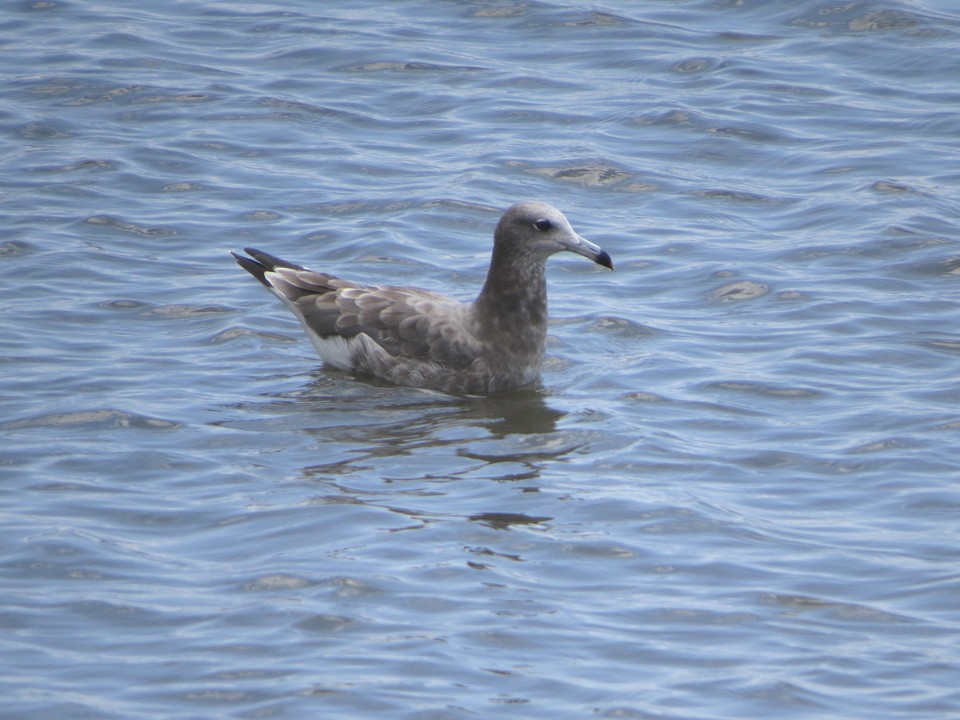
3 0 960 718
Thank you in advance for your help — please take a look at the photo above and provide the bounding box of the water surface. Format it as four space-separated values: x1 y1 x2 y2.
2 1 960 718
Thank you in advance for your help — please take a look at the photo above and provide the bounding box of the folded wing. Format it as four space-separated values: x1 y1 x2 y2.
233 248 481 370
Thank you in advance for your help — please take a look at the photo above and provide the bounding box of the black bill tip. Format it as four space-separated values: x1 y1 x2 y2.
595 249 613 270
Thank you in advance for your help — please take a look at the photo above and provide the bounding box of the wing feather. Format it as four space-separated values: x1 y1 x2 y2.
235 248 483 371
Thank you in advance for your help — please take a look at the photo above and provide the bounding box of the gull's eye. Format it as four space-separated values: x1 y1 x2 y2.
534 219 553 232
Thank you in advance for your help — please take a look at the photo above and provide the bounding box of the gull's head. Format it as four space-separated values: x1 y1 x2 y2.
495 201 613 270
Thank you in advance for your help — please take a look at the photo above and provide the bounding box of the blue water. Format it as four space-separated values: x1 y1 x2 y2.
2 1 960 718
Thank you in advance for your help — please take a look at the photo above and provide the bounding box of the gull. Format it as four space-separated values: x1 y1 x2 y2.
233 201 612 394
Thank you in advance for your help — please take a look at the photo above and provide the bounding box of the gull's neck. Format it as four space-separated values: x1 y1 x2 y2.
474 247 548 356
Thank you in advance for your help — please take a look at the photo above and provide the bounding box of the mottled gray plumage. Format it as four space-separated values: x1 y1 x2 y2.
233 201 612 394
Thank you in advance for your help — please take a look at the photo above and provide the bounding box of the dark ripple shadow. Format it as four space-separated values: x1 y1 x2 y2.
2 408 181 432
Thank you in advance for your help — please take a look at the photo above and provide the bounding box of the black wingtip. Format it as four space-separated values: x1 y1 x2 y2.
232 249 272 287
232 247 309 287
595 249 613 270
